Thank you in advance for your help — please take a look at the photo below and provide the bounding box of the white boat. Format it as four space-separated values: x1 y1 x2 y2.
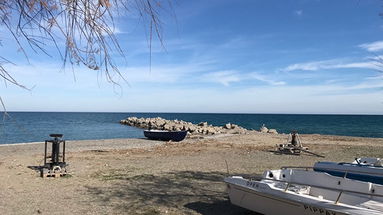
314 158 383 185
225 168 383 215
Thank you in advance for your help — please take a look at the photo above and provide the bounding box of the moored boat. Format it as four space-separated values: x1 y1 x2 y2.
225 168 383 215
313 158 383 185
143 129 187 142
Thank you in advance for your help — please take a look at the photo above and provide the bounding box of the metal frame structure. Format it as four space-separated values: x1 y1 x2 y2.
42 134 67 178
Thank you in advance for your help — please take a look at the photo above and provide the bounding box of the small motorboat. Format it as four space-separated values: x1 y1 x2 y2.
314 157 383 185
143 129 187 142
225 168 383 215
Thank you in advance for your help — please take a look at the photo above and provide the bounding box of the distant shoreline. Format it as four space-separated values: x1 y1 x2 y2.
2 111 383 115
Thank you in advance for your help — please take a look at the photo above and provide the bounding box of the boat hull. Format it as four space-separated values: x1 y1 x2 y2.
225 172 383 215
143 130 187 142
226 178 346 215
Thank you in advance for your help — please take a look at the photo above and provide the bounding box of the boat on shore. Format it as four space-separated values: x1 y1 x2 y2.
313 157 383 185
143 130 187 142
225 168 383 215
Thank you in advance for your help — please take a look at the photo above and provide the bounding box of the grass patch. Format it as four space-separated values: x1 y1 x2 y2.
62 174 73 178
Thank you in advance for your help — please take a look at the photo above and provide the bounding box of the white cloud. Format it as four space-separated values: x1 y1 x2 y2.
331 62 381 70
283 59 381 72
201 70 241 86
201 70 286 86
359 41 383 52
283 60 330 72
249 73 286 86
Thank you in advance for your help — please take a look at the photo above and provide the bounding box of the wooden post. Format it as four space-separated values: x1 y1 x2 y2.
44 141 47 166
63 140 66 163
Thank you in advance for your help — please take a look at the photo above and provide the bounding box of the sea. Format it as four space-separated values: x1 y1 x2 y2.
0 112 382 144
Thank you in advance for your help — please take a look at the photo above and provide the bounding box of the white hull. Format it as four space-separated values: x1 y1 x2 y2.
227 181 345 215
225 169 383 215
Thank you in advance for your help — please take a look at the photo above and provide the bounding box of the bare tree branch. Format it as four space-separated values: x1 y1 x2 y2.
0 0 168 88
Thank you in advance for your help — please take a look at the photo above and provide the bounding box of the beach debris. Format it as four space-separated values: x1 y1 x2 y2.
41 134 68 178
120 117 252 136
275 131 324 157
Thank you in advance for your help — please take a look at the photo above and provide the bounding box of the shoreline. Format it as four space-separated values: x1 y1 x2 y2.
2 130 383 147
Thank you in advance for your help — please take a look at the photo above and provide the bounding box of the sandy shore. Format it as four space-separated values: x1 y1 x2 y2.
1 131 383 214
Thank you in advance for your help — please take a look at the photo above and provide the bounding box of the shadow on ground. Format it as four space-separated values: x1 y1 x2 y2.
184 201 260 215
27 165 43 173
85 170 259 214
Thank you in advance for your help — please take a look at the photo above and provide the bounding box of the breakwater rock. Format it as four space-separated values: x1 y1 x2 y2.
259 124 278 134
120 117 248 135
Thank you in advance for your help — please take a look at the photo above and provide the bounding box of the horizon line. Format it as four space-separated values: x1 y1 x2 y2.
2 111 383 116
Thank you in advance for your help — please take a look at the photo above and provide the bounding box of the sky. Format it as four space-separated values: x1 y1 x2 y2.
1 0 383 114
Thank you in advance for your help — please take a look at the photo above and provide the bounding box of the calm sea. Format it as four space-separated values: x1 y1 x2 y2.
0 112 382 144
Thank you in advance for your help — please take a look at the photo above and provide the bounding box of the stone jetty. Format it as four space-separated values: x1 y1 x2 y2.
120 117 249 135
259 124 278 134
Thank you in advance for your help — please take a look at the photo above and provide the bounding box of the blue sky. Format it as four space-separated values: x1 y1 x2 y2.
1 0 383 114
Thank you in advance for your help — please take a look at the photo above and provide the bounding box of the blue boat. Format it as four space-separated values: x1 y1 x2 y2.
143 130 187 142
313 158 383 185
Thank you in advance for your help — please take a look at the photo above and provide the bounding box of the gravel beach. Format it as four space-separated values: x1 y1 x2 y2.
0 131 382 214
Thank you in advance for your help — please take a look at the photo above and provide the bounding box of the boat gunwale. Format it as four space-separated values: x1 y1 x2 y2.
283 165 383 177
144 129 188 133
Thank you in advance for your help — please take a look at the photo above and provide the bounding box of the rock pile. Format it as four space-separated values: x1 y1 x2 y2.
259 124 278 134
120 117 248 135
